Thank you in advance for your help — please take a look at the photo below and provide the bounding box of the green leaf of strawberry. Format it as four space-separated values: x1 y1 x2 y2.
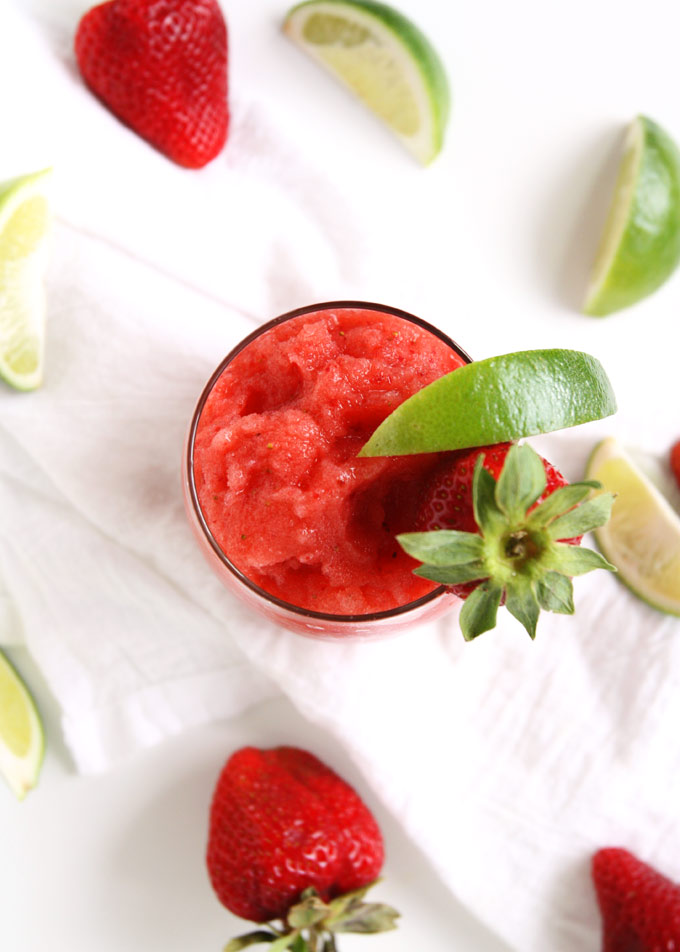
270 934 304 952
495 442 546 521
225 931 286 951
412 560 488 586
459 582 503 640
397 530 485 566
535 572 574 614
331 901 400 934
545 492 614 539
472 459 506 535
505 575 540 639
399 443 617 639
525 480 601 526
543 543 615 576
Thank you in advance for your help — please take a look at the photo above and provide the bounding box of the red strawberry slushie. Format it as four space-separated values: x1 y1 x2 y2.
189 304 468 622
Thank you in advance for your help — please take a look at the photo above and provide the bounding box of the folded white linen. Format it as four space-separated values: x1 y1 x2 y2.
3 2 680 951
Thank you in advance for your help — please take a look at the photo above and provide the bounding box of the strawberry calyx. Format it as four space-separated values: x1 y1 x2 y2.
225 881 400 952
398 443 616 640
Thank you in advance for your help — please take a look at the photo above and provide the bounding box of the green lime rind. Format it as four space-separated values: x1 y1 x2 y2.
593 543 680 618
586 437 680 617
359 349 617 457
584 115 680 317
0 168 51 212
0 649 45 800
283 0 450 164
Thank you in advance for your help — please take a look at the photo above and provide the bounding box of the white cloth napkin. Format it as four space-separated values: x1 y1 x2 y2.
4 2 680 951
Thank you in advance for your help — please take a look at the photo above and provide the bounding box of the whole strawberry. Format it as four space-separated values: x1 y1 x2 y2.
398 442 615 640
671 439 680 491
75 0 229 168
592 847 680 951
207 746 399 951
414 441 582 597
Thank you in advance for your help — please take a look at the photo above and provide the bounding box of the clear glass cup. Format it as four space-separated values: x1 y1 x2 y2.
183 301 472 638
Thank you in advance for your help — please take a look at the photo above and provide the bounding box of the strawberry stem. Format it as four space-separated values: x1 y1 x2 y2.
224 883 399 952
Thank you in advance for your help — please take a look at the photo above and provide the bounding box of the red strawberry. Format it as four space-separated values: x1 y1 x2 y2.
592 847 680 951
207 746 399 949
415 442 575 536
671 440 680 490
397 442 616 639
415 442 581 601
75 0 228 168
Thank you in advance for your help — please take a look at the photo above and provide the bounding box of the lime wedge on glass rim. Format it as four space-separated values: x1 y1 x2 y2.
0 167 52 391
0 649 44 800
359 348 617 457
584 115 680 316
283 0 449 165
586 437 680 616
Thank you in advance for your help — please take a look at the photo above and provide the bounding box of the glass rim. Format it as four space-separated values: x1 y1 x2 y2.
185 300 473 624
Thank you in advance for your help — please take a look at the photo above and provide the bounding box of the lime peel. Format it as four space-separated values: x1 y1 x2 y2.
584 115 680 316
0 649 45 800
586 437 680 616
283 0 449 164
359 348 617 457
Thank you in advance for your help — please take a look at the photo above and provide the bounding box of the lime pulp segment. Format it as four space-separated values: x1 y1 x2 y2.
584 115 680 316
283 0 450 164
0 649 44 800
0 168 51 391
586 438 680 616
359 348 617 457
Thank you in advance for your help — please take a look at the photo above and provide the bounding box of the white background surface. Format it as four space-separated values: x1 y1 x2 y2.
3 0 680 950
2 644 509 952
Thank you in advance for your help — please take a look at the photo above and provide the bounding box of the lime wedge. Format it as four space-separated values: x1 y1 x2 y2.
0 649 44 800
0 168 52 391
359 349 617 457
584 115 680 316
586 437 680 615
283 0 449 164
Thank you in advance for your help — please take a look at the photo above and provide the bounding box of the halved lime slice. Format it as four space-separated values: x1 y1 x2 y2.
283 0 449 164
586 437 680 615
0 168 52 391
359 349 617 457
0 649 44 800
584 116 680 316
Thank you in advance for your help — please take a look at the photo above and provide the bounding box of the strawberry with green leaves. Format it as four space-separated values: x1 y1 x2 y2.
398 442 616 640
207 746 399 952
